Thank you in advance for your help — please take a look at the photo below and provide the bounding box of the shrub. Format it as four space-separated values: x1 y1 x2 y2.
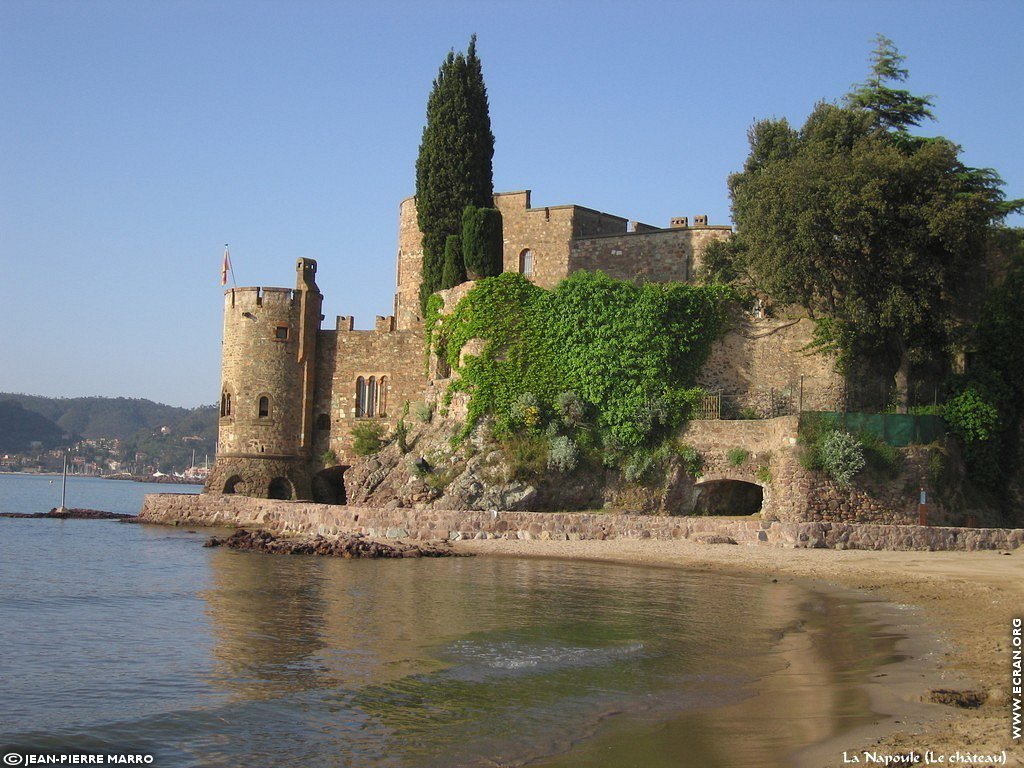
547 435 579 473
415 401 434 423
755 465 772 484
555 391 587 429
461 205 503 279
677 443 703 478
738 406 759 420
509 392 543 431
502 433 548 481
441 234 466 289
944 387 1000 444
321 449 338 467
818 430 865 488
351 422 385 457
727 447 750 467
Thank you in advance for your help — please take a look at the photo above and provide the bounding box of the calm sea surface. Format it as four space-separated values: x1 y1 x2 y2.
0 474 896 767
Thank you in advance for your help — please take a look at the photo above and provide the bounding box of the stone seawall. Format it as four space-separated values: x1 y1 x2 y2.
139 493 1024 552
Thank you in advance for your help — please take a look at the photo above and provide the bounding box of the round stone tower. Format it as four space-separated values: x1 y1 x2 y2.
205 258 323 500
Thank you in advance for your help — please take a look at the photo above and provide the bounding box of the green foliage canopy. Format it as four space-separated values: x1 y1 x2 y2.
415 35 494 311
430 271 735 448
708 36 1019 401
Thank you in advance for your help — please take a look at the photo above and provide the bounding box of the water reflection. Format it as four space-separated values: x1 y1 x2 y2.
195 550 889 767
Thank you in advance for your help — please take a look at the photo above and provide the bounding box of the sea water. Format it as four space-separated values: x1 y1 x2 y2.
0 474 895 767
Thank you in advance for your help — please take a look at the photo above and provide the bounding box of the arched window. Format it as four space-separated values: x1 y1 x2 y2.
258 395 270 419
366 376 377 417
220 390 232 417
378 376 388 417
316 413 330 430
355 376 367 417
519 249 533 277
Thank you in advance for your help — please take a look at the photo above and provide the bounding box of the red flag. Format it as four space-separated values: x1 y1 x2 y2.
221 246 230 286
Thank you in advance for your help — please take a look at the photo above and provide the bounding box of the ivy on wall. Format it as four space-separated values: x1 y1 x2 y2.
430 271 736 448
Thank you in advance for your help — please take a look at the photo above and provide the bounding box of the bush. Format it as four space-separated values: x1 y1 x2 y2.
321 449 338 467
818 430 865 488
509 392 543 431
441 234 466 289
351 422 385 457
547 435 579 473
755 465 772 484
503 433 548 481
415 401 434 423
944 387 1000 444
555 391 587 429
727 447 750 467
677 443 703 478
461 205 503 279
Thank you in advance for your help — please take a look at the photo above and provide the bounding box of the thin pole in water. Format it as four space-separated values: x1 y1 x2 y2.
60 452 68 511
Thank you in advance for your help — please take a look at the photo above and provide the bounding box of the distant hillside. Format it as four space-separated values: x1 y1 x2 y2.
0 394 207 442
0 400 71 453
0 395 218 471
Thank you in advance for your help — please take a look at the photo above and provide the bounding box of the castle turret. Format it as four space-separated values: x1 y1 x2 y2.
205 258 323 500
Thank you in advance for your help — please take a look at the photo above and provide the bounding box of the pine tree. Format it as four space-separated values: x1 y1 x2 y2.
845 35 934 132
415 35 495 311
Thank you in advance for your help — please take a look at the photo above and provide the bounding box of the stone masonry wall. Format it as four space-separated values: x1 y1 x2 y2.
139 493 1024 552
313 322 426 463
698 316 845 415
569 226 730 284
395 196 424 330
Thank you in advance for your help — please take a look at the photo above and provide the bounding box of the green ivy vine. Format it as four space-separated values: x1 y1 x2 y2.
429 271 736 448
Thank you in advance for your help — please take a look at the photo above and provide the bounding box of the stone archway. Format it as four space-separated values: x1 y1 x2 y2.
312 466 348 505
223 475 243 495
267 477 294 501
692 479 764 516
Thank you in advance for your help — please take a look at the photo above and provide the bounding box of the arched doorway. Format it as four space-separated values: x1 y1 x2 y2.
223 475 243 495
312 466 348 505
267 477 294 500
692 480 763 516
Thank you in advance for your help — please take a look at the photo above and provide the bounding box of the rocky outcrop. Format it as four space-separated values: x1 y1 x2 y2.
341 416 688 514
203 528 463 558
0 507 135 520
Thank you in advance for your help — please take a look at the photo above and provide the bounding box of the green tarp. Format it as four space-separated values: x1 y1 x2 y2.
803 412 945 447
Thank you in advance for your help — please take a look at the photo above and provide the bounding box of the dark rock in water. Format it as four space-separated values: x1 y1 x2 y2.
0 507 135 520
203 528 467 559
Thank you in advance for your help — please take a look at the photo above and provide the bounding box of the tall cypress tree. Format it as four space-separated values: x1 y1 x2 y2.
415 35 495 310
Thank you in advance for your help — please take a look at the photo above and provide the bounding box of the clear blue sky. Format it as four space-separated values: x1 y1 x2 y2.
2 0 1021 408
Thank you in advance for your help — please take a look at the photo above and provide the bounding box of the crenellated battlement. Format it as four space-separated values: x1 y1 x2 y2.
226 287 296 310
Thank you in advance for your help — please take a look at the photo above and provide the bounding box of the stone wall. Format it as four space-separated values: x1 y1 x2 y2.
697 316 845 415
313 322 426 462
139 493 1024 552
569 226 730 284
395 196 425 330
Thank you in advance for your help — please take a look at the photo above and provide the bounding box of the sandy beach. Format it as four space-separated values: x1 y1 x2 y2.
454 537 1024 767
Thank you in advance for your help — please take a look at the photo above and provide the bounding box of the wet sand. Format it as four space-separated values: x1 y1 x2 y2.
454 537 1024 767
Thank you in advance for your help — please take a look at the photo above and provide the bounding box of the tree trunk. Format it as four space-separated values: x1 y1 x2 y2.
893 343 911 414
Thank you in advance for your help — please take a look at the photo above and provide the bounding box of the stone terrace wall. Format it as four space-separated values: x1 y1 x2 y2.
140 493 1023 552
698 316 845 415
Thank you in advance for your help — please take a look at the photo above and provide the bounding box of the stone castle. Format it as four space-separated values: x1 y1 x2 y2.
205 189 847 517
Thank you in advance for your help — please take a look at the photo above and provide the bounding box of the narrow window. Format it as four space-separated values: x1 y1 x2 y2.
366 376 377 418
258 396 270 419
274 325 289 341
221 392 232 417
519 249 533 277
355 377 366 417
378 376 388 417
316 413 330 430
